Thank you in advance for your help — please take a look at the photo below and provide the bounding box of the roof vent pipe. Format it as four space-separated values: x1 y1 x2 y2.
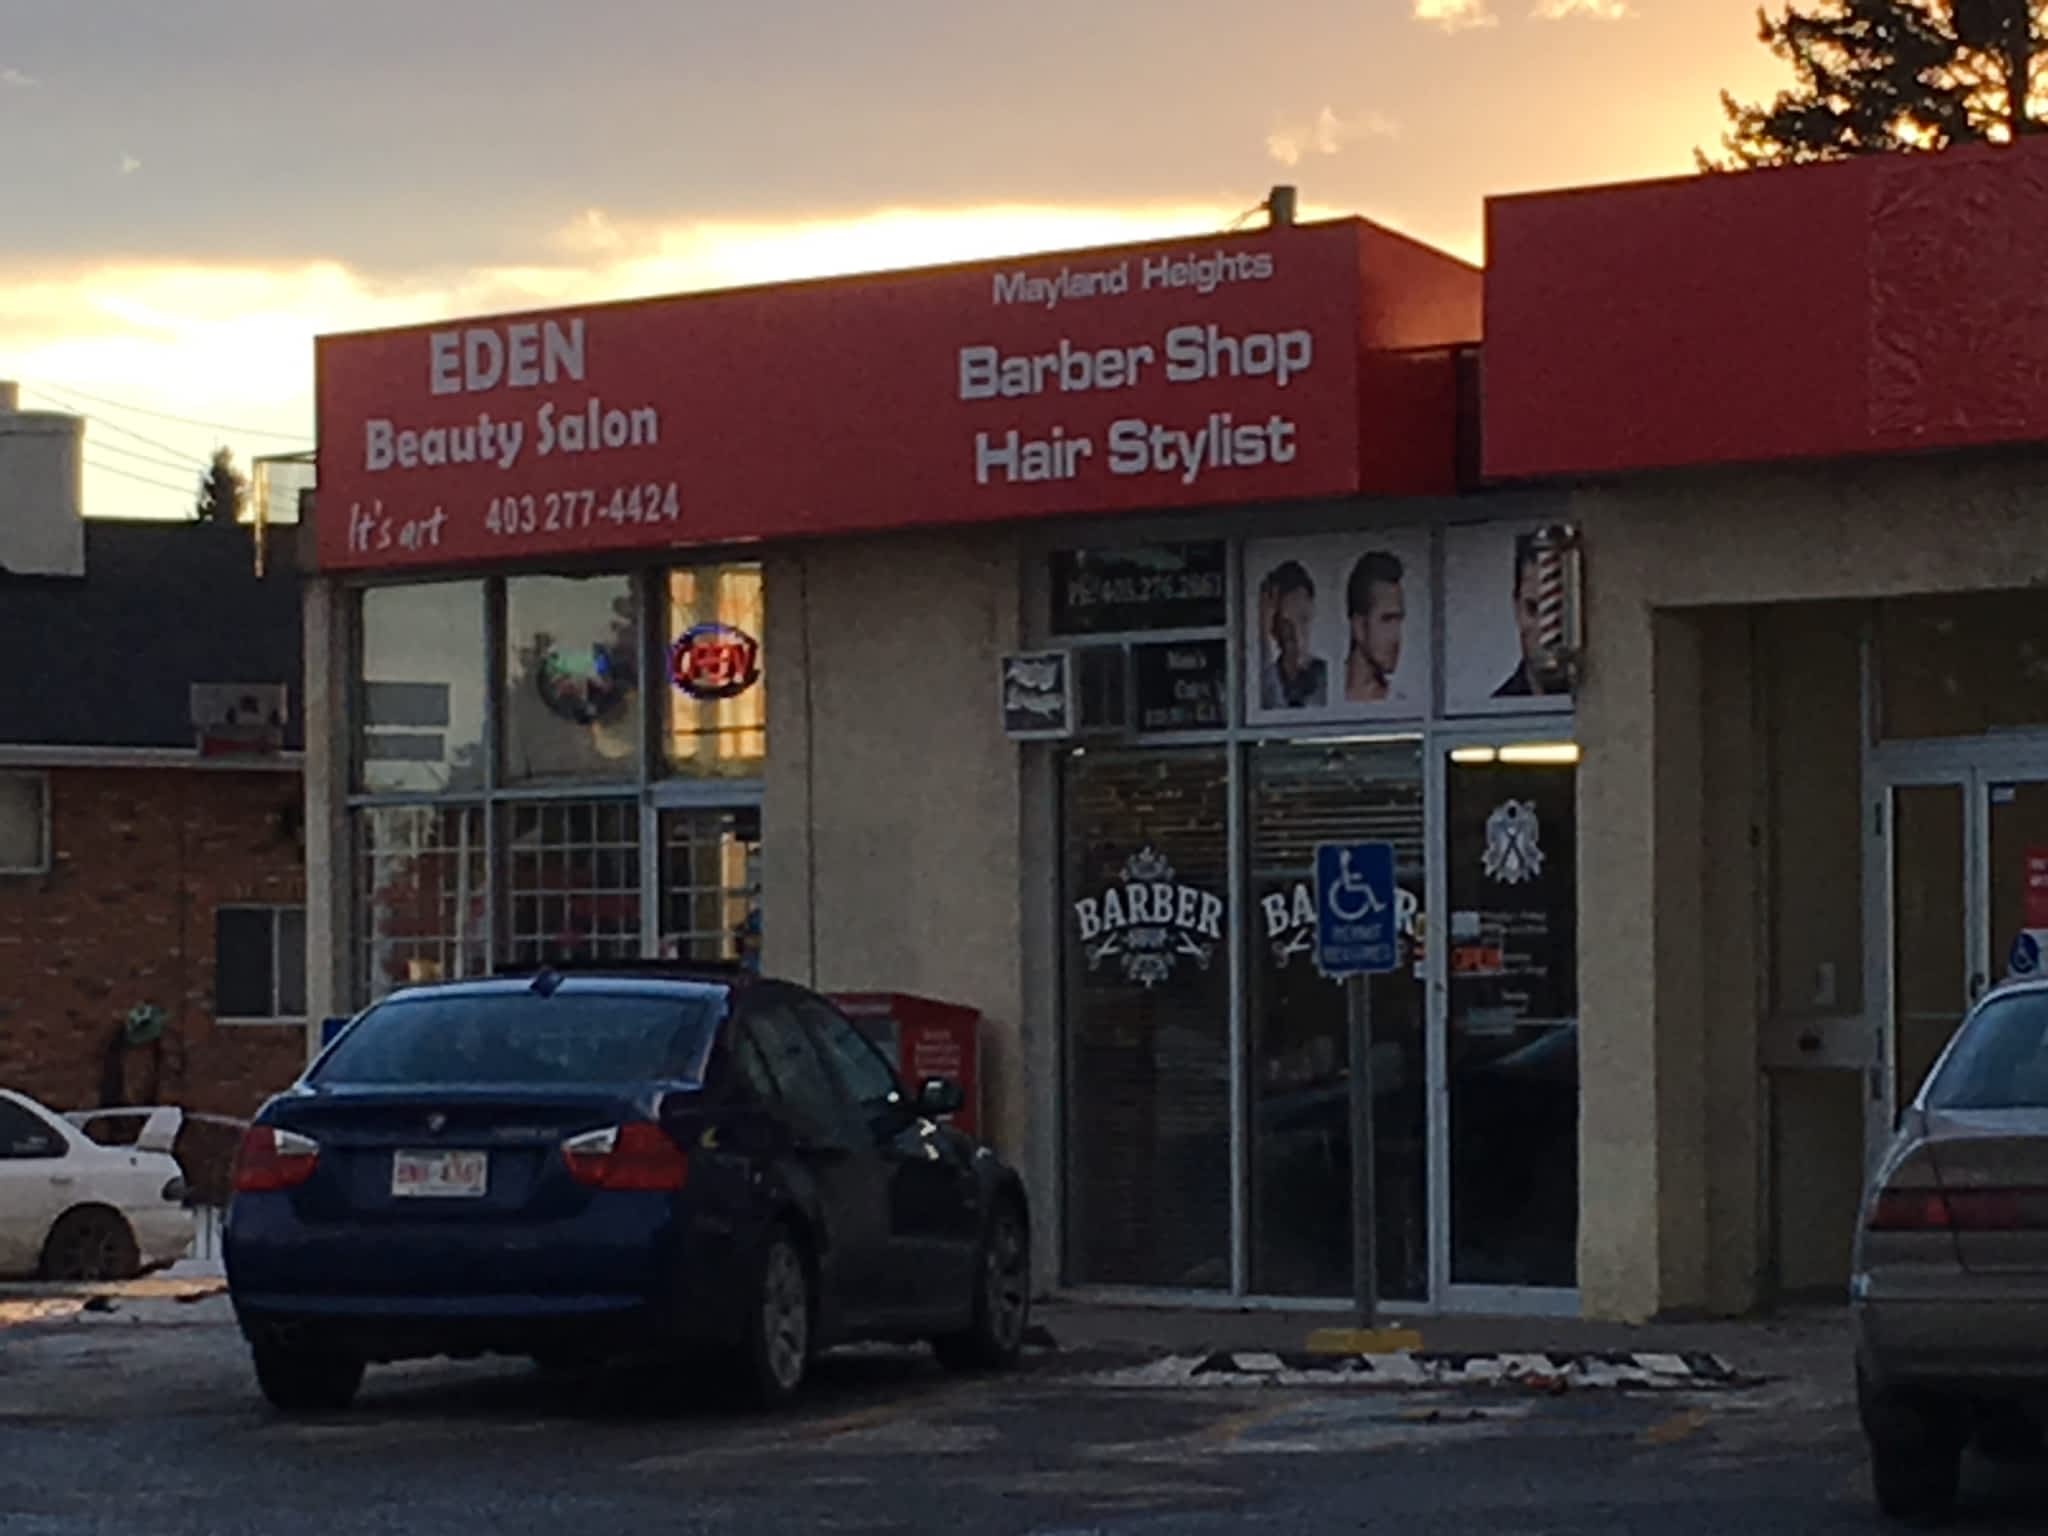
1267 186 1298 227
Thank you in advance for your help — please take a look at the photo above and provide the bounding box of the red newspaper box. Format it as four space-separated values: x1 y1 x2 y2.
831 993 983 1140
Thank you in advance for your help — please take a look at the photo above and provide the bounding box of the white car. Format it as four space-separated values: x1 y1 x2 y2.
0 1088 194 1281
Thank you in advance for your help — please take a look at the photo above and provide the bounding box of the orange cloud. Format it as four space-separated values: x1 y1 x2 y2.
1414 0 1499 32
1268 107 1401 168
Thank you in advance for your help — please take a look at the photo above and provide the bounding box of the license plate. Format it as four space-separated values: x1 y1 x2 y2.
391 1149 488 1199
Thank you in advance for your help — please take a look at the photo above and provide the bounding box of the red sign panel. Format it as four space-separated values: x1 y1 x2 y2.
2025 847 2048 931
315 223 1426 572
1485 138 2048 480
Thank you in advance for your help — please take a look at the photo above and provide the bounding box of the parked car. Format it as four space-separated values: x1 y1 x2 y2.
1853 977 2048 1521
0 1089 193 1280
225 963 1031 1414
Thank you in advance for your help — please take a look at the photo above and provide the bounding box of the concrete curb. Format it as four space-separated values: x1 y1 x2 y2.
1083 1349 1752 1392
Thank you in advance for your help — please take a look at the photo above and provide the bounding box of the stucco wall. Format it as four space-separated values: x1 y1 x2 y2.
302 573 352 1050
760 529 1030 1240
1574 450 2048 1319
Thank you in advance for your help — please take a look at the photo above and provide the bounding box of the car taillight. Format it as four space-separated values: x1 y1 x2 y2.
561 1123 689 1192
233 1126 320 1193
1870 1189 1952 1231
1869 1187 2042 1231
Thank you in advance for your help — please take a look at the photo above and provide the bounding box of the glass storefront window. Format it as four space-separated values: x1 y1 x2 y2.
1048 543 1227 635
1247 740 1427 1301
1879 591 2048 739
1062 748 1231 1289
501 799 643 970
351 568 767 1014
1445 744 1580 1289
357 805 489 1000
660 806 762 968
357 582 487 794
663 564 766 777
502 574 642 783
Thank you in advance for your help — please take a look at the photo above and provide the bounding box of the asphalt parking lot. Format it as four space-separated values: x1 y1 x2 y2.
4 1291 2047 1535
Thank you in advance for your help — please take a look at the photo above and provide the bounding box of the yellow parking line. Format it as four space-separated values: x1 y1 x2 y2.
800 1401 915 1440
1641 1407 1711 1446
0 1299 84 1330
1195 1403 1295 1448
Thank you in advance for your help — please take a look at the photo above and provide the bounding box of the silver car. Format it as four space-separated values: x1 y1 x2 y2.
1853 978 2048 1521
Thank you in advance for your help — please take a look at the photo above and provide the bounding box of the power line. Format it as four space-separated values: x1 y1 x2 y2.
1225 197 1272 232
90 438 207 478
84 457 199 496
30 379 311 443
23 388 217 465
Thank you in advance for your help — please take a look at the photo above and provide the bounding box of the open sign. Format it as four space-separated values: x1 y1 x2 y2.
670 622 761 701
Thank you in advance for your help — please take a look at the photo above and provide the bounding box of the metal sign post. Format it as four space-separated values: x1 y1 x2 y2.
1346 971 1378 1330
1314 841 1399 1334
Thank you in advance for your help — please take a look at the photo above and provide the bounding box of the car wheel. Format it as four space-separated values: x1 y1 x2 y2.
934 1199 1029 1373
1974 1405 2041 1464
737 1224 811 1409
1869 1433 1962 1524
251 1341 365 1416
1858 1361 1963 1523
39 1207 141 1283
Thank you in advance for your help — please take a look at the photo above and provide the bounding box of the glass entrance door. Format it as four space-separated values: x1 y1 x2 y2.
1881 765 2048 1135
1887 783 1970 1131
1440 740 1580 1303
1246 740 1427 1302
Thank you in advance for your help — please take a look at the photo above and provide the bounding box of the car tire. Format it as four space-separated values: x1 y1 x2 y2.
1859 1362 1963 1524
1869 1435 1962 1524
1973 1405 2041 1465
39 1207 141 1283
736 1223 812 1410
933 1198 1029 1373
251 1342 365 1416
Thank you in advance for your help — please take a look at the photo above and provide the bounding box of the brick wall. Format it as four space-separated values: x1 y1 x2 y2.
0 765 308 1123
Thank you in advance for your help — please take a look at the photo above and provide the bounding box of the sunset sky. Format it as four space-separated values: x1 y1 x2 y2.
0 0 1789 521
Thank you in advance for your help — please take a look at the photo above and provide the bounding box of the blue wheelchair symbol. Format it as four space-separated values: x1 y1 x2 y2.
1313 842 1397 978
1326 849 1389 923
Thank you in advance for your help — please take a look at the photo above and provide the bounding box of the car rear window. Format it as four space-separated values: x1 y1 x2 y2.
1926 991 2048 1110
312 991 723 1088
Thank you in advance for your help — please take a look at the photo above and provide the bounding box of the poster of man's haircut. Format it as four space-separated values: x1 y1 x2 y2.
1243 529 1431 727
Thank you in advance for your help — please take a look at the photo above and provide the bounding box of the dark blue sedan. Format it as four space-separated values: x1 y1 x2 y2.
224 965 1031 1413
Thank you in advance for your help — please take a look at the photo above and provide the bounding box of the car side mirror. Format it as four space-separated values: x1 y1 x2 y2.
916 1077 965 1118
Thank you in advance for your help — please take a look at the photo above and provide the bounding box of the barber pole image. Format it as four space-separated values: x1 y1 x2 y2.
1525 524 1582 691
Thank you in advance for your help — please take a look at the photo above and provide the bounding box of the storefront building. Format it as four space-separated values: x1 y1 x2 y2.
303 211 1604 1316
305 144 2048 1322
1483 137 2048 1320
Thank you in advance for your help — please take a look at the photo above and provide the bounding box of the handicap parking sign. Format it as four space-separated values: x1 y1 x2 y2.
2010 930 2042 979
1314 842 1398 978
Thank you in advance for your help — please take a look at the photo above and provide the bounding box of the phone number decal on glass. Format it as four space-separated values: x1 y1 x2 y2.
485 483 681 537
